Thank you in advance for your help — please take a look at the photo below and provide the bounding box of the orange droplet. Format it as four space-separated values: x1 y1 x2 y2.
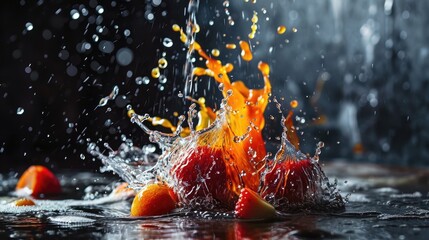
277 25 286 34
258 62 270 76
13 198 36 207
130 183 177 216
224 63 234 73
290 100 299 108
239 41 253 62
226 43 236 49
151 67 160 78
353 143 364 154
284 111 300 150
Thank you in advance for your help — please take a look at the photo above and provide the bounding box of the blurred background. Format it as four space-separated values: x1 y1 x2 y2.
1 0 428 172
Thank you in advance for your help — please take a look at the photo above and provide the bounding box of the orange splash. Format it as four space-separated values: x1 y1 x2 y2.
146 25 272 201
239 41 253 61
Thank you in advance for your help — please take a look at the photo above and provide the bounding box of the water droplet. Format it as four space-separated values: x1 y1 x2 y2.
98 40 114 54
25 22 33 31
66 65 78 77
16 107 24 115
142 76 150 85
135 77 143 85
159 75 167 84
123 29 131 37
70 9 80 19
96 5 104 14
116 48 133 66
163 38 173 48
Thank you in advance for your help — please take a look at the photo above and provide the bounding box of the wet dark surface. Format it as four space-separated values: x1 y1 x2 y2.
1 162 428 239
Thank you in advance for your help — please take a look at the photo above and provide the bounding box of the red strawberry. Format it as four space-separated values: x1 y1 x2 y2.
171 146 234 208
235 187 276 219
261 158 318 206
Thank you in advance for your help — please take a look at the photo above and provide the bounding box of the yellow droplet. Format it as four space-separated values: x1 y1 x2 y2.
173 112 179 117
127 109 135 118
251 14 258 24
151 67 160 78
180 34 187 43
211 49 220 57
290 100 299 108
251 24 258 32
277 25 286 34
193 24 200 33
158 58 168 69
248 32 255 39
226 43 236 49
292 27 298 33
172 24 180 32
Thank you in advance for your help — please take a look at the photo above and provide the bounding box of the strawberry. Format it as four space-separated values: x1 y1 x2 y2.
235 187 276 219
171 146 234 208
15 165 61 198
261 158 319 206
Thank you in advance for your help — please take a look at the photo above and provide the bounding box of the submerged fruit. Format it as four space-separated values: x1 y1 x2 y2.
130 183 177 217
261 158 318 205
235 187 276 219
15 165 61 198
171 146 233 208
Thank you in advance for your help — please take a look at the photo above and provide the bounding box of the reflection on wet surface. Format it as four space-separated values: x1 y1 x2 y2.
1 162 428 239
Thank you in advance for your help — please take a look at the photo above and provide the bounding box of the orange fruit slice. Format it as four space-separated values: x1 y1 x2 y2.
15 165 61 198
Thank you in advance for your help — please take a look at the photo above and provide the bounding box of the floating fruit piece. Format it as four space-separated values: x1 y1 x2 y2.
130 183 177 217
261 158 317 205
13 198 36 207
16 165 61 198
235 188 276 219
111 182 136 199
171 146 234 208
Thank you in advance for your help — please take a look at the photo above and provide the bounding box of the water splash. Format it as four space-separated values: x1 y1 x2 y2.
91 29 343 211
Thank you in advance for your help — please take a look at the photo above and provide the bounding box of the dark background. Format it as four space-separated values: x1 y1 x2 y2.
1 0 428 173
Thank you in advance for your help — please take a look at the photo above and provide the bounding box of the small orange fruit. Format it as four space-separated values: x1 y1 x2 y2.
130 183 177 217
